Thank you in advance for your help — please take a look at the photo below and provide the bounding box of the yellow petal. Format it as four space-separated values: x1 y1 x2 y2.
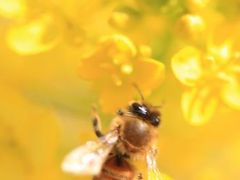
148 169 163 180
139 44 152 57
132 58 165 93
149 172 174 180
0 0 26 19
109 11 130 30
100 34 137 58
207 41 232 65
78 45 117 81
177 14 206 42
79 34 137 81
182 87 218 125
221 81 240 110
6 14 60 55
162 173 174 180
78 53 107 80
171 47 202 86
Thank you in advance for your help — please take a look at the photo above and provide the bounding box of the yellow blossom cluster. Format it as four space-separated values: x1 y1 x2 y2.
1 0 240 180
172 41 240 125
172 0 240 125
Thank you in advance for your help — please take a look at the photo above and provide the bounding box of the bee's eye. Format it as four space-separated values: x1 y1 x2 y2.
150 116 160 126
131 103 148 117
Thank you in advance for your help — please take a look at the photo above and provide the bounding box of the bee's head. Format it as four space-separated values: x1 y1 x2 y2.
129 102 161 127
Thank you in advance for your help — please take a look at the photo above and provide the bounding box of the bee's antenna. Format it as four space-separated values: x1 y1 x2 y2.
153 105 162 108
91 105 104 138
132 83 144 101
153 100 165 109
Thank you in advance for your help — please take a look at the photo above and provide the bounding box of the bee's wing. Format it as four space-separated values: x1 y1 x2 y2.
61 129 119 175
146 149 163 180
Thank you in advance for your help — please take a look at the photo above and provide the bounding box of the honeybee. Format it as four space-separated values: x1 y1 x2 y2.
62 92 162 179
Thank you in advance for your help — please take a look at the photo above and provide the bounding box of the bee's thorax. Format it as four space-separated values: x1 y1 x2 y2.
122 119 152 153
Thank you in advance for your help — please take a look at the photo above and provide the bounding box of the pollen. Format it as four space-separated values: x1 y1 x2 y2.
121 64 133 75
112 75 123 86
185 14 205 31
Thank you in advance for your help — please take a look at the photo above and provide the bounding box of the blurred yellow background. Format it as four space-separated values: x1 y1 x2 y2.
1 0 240 179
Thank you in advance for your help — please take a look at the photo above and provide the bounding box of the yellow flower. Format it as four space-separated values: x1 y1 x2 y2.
0 0 27 19
177 0 224 44
78 34 165 112
171 41 240 125
1 0 96 54
6 13 61 55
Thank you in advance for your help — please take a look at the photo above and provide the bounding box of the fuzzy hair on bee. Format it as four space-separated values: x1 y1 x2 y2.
62 88 162 180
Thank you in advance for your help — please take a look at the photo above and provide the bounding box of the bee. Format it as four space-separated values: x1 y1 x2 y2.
62 90 162 180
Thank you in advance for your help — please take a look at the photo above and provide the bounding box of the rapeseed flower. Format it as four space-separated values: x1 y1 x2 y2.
78 34 165 112
172 40 240 125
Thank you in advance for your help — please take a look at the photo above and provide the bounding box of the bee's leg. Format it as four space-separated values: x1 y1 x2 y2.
137 173 143 180
92 107 104 138
122 153 130 159
117 109 124 116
